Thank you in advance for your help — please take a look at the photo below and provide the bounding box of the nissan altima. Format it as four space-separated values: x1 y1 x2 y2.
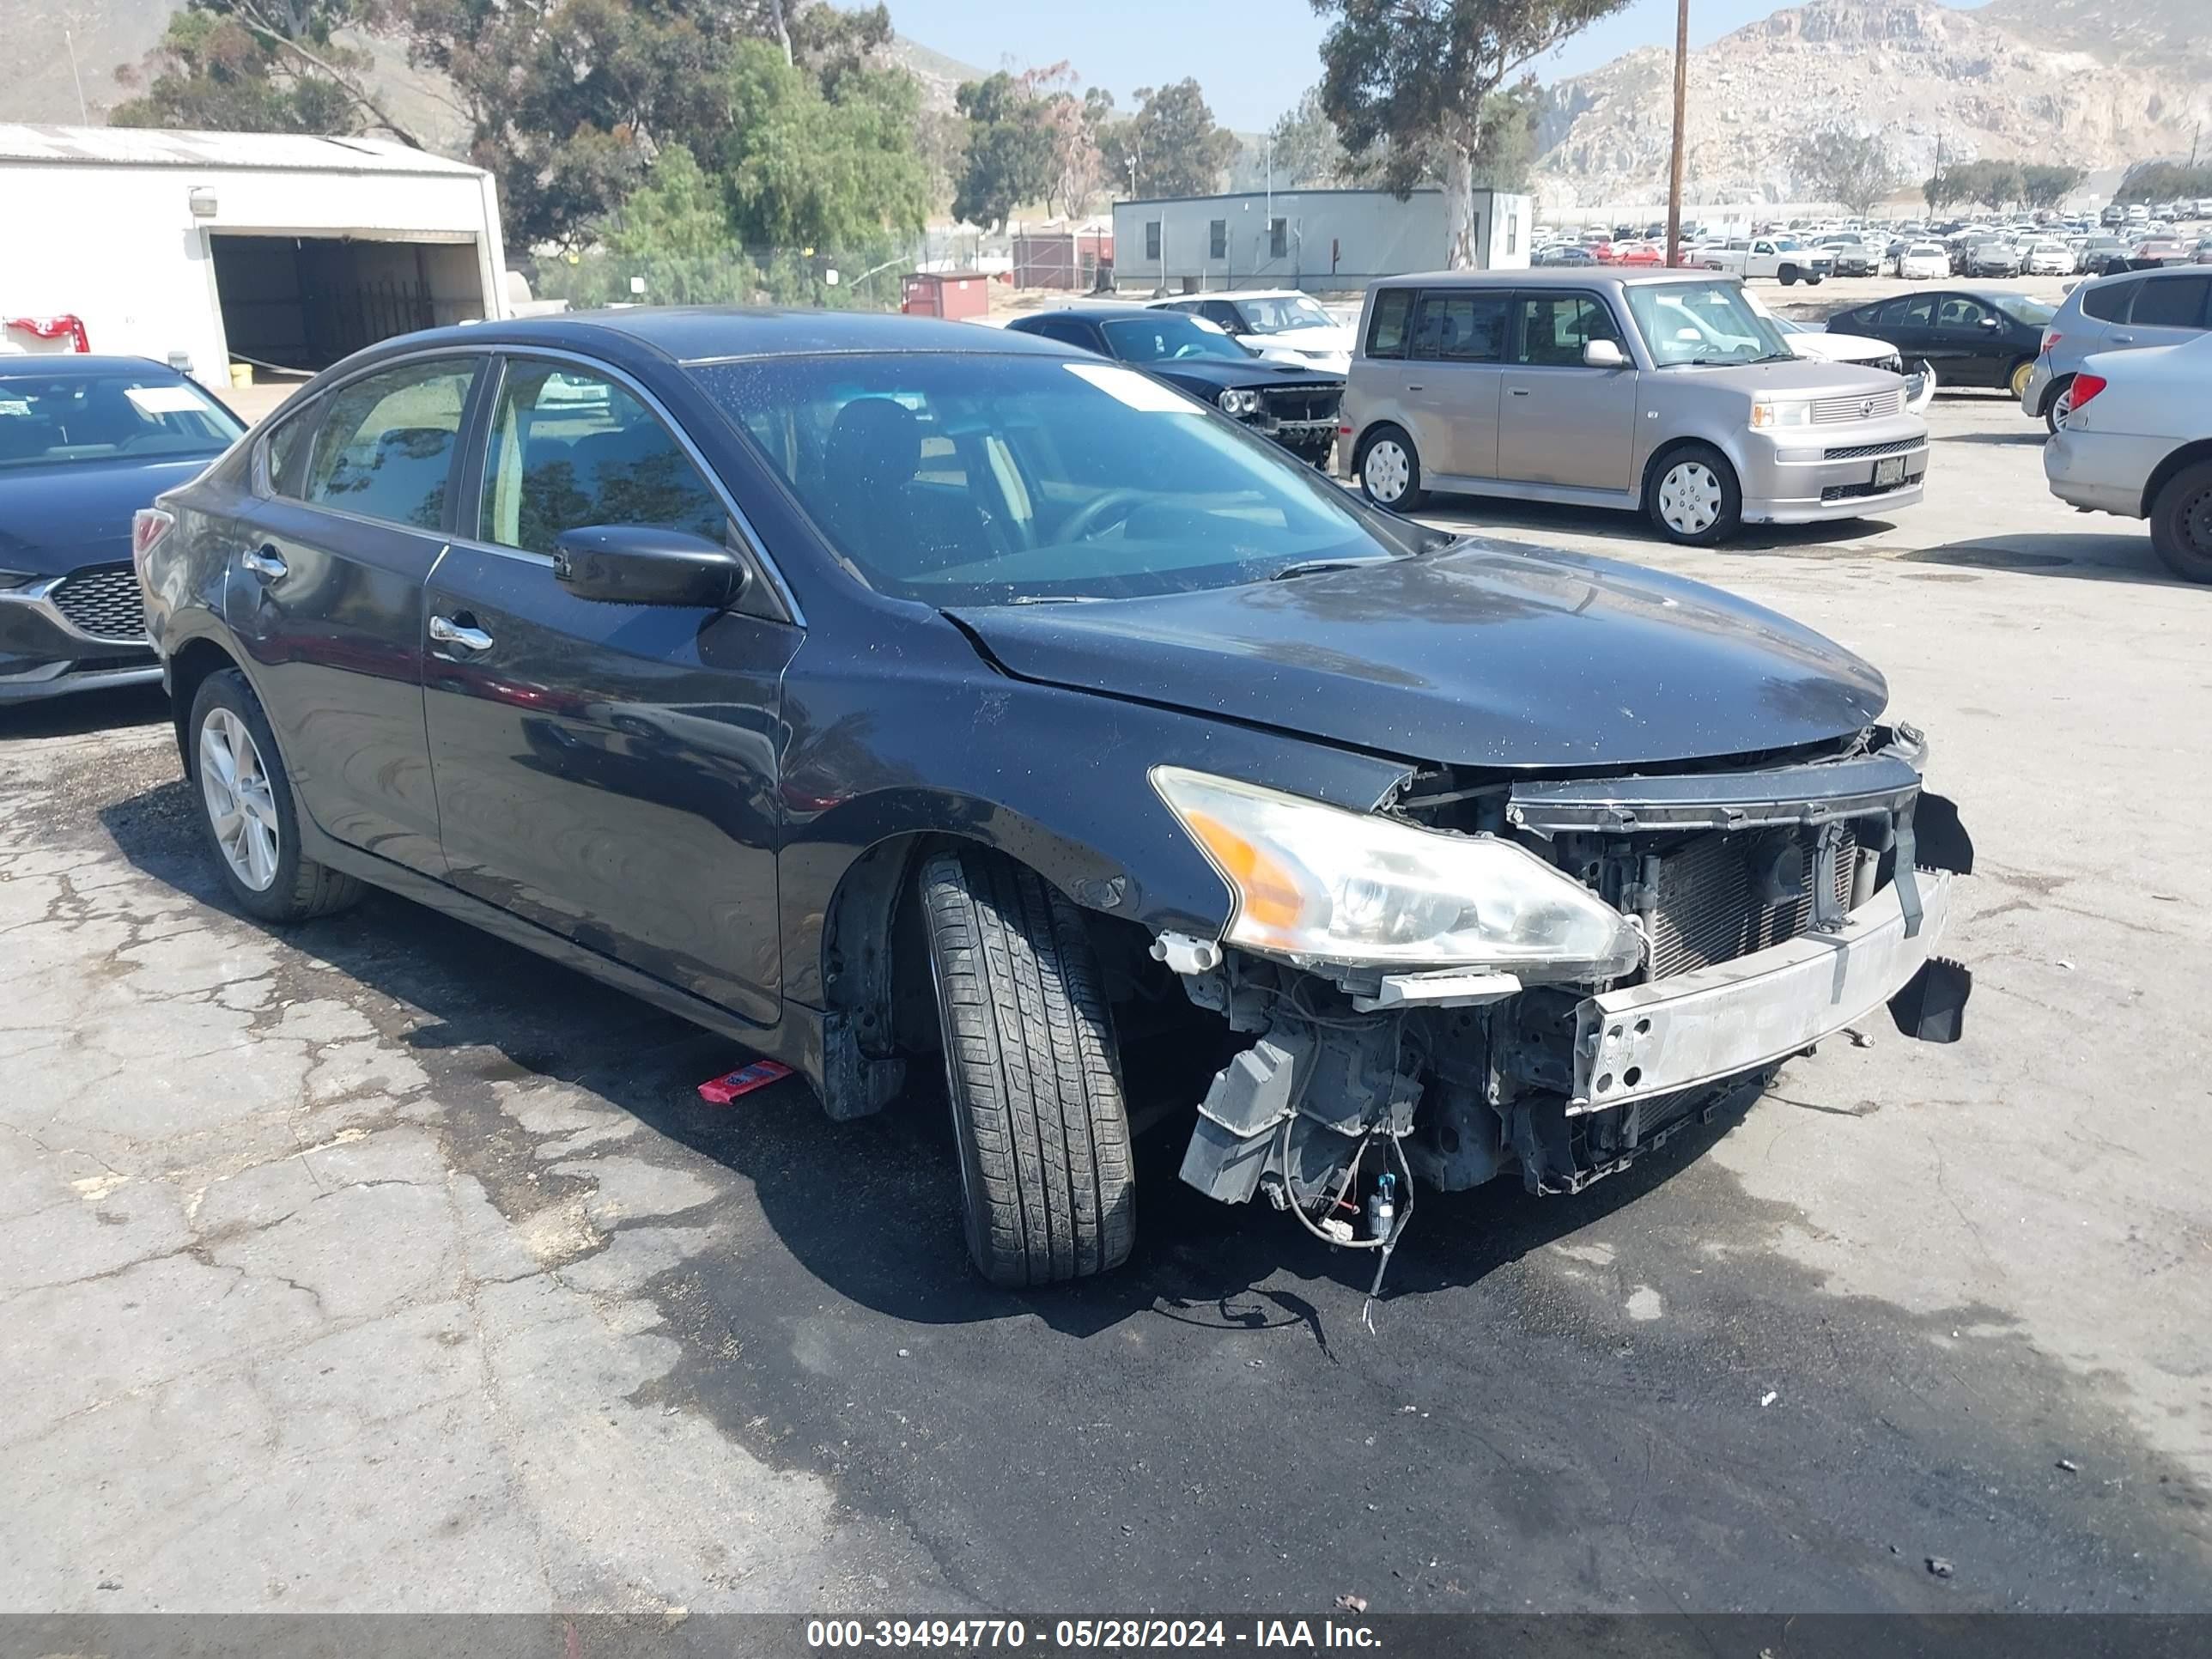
137 309 1972 1288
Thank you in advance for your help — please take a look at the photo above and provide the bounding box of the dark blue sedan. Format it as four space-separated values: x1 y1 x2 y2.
0 356 244 703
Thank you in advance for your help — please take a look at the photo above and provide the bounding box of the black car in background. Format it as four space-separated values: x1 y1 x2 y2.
1002 305 1341 465
137 307 1969 1290
1 356 243 703
1826 287 2057 399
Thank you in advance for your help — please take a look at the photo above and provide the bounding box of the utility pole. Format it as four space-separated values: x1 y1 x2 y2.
1665 0 1688 267
64 28 88 124
1266 133 1273 228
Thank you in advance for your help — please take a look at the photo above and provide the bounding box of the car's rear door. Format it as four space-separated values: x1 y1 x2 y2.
1402 288 1508 479
224 353 484 874
2107 271 2211 354
421 352 799 1027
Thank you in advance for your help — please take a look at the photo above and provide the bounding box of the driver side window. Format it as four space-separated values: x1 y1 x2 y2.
478 362 726 556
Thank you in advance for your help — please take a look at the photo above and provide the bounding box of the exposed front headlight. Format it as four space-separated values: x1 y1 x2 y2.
1750 398 1814 428
1217 387 1261 416
1151 766 1644 977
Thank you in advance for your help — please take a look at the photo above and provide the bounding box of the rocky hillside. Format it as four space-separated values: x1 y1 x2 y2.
1534 0 2212 206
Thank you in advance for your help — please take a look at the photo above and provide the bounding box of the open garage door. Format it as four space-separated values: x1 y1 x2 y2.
209 234 489 375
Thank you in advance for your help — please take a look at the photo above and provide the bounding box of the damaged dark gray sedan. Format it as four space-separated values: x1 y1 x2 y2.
136 309 1971 1290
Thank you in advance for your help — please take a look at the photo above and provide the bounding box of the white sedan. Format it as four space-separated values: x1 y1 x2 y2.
1897 242 1950 281
1145 289 1355 374
1741 289 1936 410
2044 332 2212 582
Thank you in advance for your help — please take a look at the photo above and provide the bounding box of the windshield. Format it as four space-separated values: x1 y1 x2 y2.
1098 314 1251 363
1625 281 1793 367
1908 243 1946 256
1996 297 2057 326
1772 237 1806 252
1236 295 1336 334
695 353 1427 606
0 369 241 469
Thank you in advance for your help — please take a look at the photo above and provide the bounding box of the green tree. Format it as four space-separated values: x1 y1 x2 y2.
717 37 929 247
542 143 758 306
1790 129 1905 216
1944 158 2024 210
1104 80 1238 198
951 71 1057 229
2118 161 2212 202
112 0 424 143
1267 87 1347 188
1313 0 1627 267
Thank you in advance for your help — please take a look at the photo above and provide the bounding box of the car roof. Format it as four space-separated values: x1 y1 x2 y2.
0 353 186 378
1378 267 1723 290
1008 304 1161 322
1148 289 1310 303
344 307 1071 368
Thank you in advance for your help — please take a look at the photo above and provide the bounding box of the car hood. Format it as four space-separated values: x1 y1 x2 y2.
1247 325 1358 358
1786 331 1892 364
1146 357 1343 392
948 540 1888 769
0 454 217 571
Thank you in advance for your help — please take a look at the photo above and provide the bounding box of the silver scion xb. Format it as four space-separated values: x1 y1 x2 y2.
1340 270 1929 544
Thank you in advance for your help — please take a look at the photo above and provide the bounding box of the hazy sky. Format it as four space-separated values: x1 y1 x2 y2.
866 0 1991 132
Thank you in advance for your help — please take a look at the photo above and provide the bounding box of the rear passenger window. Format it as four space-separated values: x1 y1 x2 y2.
2081 279 2137 323
2131 276 2209 328
302 358 477 531
1410 292 1510 362
1365 289 1416 359
478 362 725 556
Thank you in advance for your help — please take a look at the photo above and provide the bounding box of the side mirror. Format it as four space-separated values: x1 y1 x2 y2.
1583 338 1627 369
552 525 747 608
1978 315 2000 329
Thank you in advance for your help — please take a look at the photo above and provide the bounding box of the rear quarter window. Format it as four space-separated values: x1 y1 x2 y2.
2080 279 2137 324
1365 289 1417 359
2130 275 2210 329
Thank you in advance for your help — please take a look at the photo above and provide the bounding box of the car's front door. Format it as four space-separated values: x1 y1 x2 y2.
1497 291 1638 491
224 354 483 875
422 355 800 1027
1927 294 2001 386
1402 288 1510 479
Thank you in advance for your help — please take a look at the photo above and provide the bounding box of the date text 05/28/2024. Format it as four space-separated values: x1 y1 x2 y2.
805 1620 1382 1650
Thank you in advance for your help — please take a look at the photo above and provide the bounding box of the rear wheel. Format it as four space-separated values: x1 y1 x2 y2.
188 669 362 923
2008 360 2037 402
1646 443 1743 546
2044 374 2075 434
919 846 1135 1287
2149 460 2212 585
1357 426 1425 512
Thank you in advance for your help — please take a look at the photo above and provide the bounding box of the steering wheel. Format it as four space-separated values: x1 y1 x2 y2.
1060 488 1148 544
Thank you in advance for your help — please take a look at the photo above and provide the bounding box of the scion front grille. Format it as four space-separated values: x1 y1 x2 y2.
1646 825 1857 981
1812 389 1905 423
50 563 147 642
1824 437 1925 462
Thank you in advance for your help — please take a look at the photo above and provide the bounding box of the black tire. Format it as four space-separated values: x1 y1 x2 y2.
186 668 363 923
2043 374 2075 435
1806 273 1825 286
1355 424 1425 512
1644 441 1744 546
2149 459 2212 585
1778 266 1799 286
919 846 1134 1287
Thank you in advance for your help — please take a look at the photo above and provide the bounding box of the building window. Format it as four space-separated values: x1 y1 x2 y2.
1269 218 1288 258
1507 214 1518 256
1209 219 1226 259
1145 221 1162 260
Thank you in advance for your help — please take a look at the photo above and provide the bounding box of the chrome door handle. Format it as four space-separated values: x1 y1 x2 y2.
2109 332 2135 343
428 614 494 653
242 545 287 580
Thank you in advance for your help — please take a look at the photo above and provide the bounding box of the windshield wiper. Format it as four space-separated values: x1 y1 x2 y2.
1268 556 1399 581
1007 592 1103 605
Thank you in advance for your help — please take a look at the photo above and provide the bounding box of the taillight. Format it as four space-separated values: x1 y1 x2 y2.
2068 373 2107 413
131 507 175 568
2040 330 2062 356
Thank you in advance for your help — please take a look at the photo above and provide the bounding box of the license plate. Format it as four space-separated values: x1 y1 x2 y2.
1874 455 1906 487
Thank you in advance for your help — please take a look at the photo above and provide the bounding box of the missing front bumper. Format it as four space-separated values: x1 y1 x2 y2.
1570 872 1957 1115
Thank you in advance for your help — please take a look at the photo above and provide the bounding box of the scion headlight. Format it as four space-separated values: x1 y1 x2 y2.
1152 767 1644 977
1750 398 1814 428
1217 387 1261 416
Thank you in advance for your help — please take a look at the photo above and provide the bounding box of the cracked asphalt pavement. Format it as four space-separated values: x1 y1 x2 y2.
3 395 2209 1616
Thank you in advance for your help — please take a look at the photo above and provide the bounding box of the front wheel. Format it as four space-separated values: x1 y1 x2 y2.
1645 443 1743 546
2149 460 2212 584
1778 266 1799 286
919 846 1135 1287
188 668 363 923
1357 426 1425 512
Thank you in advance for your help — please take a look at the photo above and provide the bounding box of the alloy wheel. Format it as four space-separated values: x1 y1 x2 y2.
2051 386 2074 429
1658 461 1723 536
1364 440 1409 504
199 708 281 892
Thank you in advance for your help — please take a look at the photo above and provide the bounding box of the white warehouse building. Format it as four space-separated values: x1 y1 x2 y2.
0 125 508 381
1110 186 1533 295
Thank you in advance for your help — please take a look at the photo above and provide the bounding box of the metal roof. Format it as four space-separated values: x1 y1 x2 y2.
0 125 488 179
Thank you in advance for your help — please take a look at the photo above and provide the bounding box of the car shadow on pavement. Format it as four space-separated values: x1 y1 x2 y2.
1902 532 2191 586
0 683 168 742
95 770 1738 1340
1942 429 2045 447
1420 499 1897 557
